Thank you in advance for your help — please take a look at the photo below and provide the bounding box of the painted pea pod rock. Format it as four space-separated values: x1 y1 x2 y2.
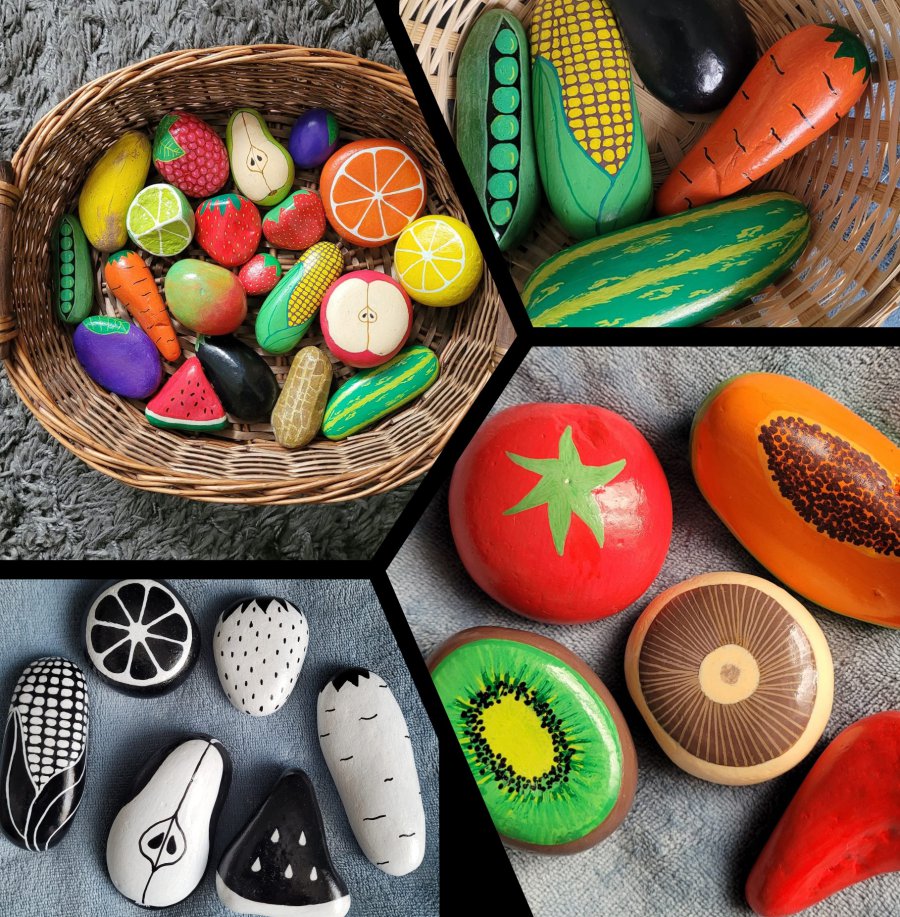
271 346 333 448
524 192 811 327
227 108 295 207
195 335 279 423
73 316 162 399
51 214 93 324
165 258 248 335
691 372 900 626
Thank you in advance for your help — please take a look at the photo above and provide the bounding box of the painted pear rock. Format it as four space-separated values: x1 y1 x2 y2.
107 735 231 908
271 346 333 449
216 770 351 917
73 316 162 399
51 214 94 324
195 335 279 423
288 109 340 168
195 193 262 267
227 108 295 207
153 111 230 198
146 356 229 432
318 669 426 876
213 597 309 716
239 253 284 296
262 189 327 251
0 658 88 851
165 258 248 335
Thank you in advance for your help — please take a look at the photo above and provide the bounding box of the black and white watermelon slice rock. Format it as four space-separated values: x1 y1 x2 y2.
145 356 228 432
0 657 88 851
318 668 426 876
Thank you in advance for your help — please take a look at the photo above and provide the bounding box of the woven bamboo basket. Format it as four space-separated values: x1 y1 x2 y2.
402 0 900 326
0 45 505 504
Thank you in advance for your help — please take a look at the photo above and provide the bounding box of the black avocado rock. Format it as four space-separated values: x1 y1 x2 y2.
196 335 280 423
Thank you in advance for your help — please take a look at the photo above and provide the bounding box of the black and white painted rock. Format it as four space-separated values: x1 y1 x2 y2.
0 658 88 851
216 769 350 917
213 597 309 717
318 669 426 876
84 580 200 696
106 734 231 908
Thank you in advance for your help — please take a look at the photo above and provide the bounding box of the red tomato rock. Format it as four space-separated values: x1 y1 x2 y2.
238 254 284 296
449 403 672 623
262 189 327 251
194 193 262 267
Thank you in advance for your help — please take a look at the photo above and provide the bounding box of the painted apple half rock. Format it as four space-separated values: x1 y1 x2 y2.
449 402 672 623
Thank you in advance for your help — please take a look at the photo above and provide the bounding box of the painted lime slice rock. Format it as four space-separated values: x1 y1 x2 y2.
145 356 228 432
51 214 94 324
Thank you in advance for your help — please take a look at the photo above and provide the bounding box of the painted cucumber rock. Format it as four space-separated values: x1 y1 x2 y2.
530 0 652 239
456 9 539 251
322 345 439 441
227 108 295 207
51 214 93 324
524 192 811 327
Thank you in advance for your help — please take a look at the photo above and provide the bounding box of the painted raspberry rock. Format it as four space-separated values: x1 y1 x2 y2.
153 112 229 198
262 189 327 251
238 254 284 296
195 193 262 268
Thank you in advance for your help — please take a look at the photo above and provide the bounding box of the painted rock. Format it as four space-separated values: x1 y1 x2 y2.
227 108 295 207
320 139 427 248
146 357 228 432
153 111 230 198
196 335 279 423
449 402 672 622
320 270 412 369
657 24 872 214
530 0 652 239
0 658 88 851
318 669 425 876
239 253 284 296
524 192 811 327
746 711 900 916
213 597 309 717
216 770 351 917
430 627 636 852
73 316 162 399
125 183 195 258
78 131 151 251
288 108 340 168
195 193 262 268
322 344 439 441
164 258 248 335
51 214 93 324
262 189 327 251
255 241 344 354
691 372 900 626
107 735 231 908
456 9 539 251
271 346 333 448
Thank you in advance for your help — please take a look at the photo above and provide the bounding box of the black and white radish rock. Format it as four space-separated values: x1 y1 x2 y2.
318 668 426 876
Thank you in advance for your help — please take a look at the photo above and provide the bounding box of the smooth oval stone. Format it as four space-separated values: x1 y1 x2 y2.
238 253 284 296
0 657 88 851
153 111 230 198
51 214 94 324
226 108 295 207
271 346 333 449
73 316 162 399
164 258 247 335
195 335 279 423
194 193 262 268
288 108 341 169
262 189 327 251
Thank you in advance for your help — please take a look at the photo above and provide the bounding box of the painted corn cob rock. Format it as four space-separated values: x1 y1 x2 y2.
524 191 810 327
272 346 333 448
530 0 652 239
51 214 93 324
322 344 439 441
456 9 539 251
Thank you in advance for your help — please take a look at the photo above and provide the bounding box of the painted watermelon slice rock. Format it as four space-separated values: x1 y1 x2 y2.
145 356 229 431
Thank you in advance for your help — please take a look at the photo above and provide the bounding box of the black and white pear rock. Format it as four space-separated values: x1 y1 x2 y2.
0 657 88 851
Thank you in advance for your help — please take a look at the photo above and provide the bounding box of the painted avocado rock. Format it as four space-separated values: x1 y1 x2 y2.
73 316 162 399
153 111 230 198
271 346 333 448
216 770 351 917
322 344 439 441
146 356 229 432
51 214 93 324
165 259 248 335
456 9 539 251
195 335 279 423
262 189 327 251
524 191 811 327
318 669 426 876
107 735 231 908
288 109 340 169
195 193 262 268
239 253 284 296
255 241 344 354
0 658 88 851
530 0 652 239
227 108 295 207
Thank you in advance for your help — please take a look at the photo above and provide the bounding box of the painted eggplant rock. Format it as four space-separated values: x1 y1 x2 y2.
216 769 351 917
106 735 231 908
195 335 280 423
0 658 88 851
318 669 426 876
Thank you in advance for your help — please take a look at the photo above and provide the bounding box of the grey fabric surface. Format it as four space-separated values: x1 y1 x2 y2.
390 346 900 917
0 578 439 916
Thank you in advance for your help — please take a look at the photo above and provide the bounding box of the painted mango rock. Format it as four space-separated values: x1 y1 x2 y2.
195 335 279 423
262 189 327 251
239 253 284 296
165 258 247 335
51 214 93 324
227 108 295 207
73 316 162 399
271 346 333 448
195 193 262 268
153 111 230 198
530 0 652 239
289 108 341 169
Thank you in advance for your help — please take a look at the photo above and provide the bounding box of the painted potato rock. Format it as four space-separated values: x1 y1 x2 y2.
449 402 672 623
430 627 636 852
625 573 833 786
318 669 426 876
456 9 539 251
195 193 262 268
73 316 162 399
153 111 230 198
164 258 248 335
146 356 228 432
107 735 231 908
524 192 810 327
691 373 900 626
51 214 93 324
227 108 295 207
239 253 284 296
262 189 327 251
271 346 333 449
320 270 412 368
322 345 439 441
288 108 340 169
657 24 872 214
216 770 351 917
196 335 279 423
255 241 344 354
0 658 88 851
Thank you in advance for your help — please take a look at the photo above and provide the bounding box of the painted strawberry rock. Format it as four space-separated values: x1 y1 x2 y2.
238 254 284 296
195 193 262 268
262 189 327 251
152 112 229 198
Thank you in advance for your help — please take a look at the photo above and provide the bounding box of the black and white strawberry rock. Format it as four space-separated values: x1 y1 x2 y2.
216 769 351 917
84 579 200 696
106 734 231 908
0 657 88 851
318 669 426 876
213 597 309 716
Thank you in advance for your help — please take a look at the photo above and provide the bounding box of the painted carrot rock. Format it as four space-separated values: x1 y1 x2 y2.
657 23 872 214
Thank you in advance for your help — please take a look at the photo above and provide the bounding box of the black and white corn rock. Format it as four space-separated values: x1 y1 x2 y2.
318 669 426 876
0 657 88 851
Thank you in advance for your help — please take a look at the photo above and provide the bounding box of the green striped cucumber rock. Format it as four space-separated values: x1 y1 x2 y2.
51 214 94 323
456 9 539 252
322 345 439 440
524 192 811 327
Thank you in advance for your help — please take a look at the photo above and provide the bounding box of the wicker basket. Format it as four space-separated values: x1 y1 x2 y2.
0 45 505 504
402 0 900 326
